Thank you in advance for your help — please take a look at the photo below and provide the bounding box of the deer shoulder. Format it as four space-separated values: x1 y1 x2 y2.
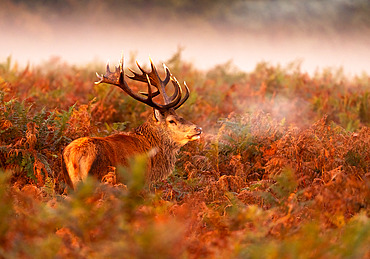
62 57 202 189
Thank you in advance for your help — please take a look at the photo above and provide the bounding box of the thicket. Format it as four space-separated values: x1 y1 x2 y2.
0 54 369 258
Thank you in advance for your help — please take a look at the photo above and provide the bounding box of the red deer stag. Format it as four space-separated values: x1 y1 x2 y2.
62 57 202 189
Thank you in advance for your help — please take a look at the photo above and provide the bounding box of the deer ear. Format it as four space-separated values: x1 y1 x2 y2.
153 109 165 122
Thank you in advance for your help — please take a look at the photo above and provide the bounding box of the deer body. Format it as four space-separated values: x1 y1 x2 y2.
62 57 201 189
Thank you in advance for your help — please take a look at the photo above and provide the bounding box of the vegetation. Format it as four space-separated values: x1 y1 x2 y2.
0 53 369 258
4 0 370 33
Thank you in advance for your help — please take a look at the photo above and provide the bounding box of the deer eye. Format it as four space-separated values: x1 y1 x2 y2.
168 120 177 125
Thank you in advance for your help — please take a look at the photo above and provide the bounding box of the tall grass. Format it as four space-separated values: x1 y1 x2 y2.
0 54 369 258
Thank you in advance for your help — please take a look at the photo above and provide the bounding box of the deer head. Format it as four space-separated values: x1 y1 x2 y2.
95 56 202 147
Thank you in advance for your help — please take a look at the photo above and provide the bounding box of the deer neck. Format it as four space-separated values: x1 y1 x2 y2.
135 121 179 151
135 121 180 181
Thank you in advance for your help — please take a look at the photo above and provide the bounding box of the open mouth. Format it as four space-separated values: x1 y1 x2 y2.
188 132 202 141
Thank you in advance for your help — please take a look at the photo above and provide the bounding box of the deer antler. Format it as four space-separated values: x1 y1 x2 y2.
127 60 169 99
171 77 190 110
95 56 188 111
127 59 189 109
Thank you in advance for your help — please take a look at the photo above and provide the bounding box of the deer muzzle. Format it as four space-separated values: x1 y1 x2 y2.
188 126 202 141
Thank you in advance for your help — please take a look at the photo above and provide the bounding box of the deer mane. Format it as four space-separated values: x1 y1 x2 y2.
133 120 180 182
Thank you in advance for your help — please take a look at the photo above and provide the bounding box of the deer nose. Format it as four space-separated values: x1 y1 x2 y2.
195 126 202 134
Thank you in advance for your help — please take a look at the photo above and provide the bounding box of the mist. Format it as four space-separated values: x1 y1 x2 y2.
1 0 370 76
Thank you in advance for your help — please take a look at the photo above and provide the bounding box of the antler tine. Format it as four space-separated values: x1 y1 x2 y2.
145 74 153 99
162 63 171 86
167 76 186 109
168 76 181 102
95 72 102 81
128 60 172 102
136 61 147 74
127 61 161 97
136 62 170 87
127 61 149 83
149 58 172 104
95 60 121 86
137 74 183 110
115 65 167 109
119 55 124 73
173 81 190 110
143 60 184 109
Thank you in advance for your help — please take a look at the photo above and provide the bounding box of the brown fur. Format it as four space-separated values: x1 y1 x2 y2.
62 109 201 188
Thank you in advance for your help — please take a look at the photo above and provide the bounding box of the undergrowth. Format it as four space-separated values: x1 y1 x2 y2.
0 54 369 258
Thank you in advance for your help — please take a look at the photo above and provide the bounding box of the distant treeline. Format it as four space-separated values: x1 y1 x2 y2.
8 0 370 33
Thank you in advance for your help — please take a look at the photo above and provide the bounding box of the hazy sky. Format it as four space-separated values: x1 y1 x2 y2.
1 0 369 76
